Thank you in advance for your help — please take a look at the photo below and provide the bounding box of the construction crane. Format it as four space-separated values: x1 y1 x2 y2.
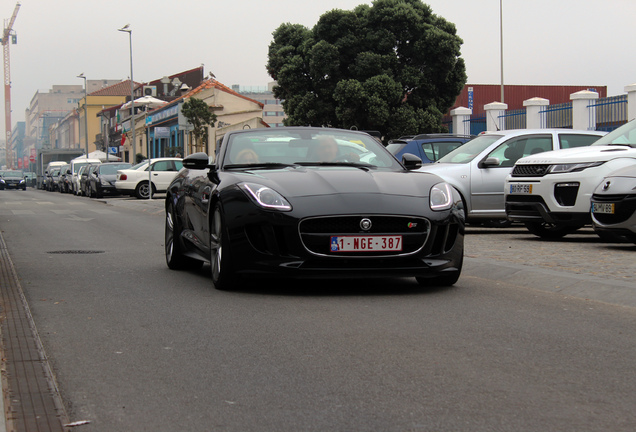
2 2 20 168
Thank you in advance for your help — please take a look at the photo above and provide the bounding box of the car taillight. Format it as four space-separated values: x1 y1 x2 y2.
119 174 127 180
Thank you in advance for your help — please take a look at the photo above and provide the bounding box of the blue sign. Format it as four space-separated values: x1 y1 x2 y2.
467 87 474 110
108 146 118 154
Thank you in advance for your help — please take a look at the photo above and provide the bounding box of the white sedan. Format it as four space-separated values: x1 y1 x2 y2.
115 158 183 199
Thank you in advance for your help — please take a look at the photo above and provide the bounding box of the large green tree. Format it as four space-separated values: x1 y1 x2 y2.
266 0 466 139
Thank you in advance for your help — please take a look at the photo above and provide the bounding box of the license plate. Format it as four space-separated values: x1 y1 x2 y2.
330 235 402 252
591 202 615 214
509 183 533 194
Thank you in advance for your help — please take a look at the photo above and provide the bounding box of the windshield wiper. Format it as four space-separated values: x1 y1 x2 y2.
224 163 300 170
295 162 375 171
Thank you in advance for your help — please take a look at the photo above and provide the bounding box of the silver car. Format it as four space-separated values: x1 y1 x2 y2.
591 165 636 244
416 129 606 224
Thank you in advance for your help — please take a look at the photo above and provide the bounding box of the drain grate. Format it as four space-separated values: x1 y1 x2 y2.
47 250 105 255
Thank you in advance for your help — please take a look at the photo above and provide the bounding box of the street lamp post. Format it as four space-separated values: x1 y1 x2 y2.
118 24 136 162
77 73 89 157
500 0 505 103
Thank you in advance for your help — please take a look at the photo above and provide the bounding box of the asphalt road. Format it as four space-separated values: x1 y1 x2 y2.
0 189 635 431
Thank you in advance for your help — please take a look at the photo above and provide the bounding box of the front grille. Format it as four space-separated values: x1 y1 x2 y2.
299 215 429 257
512 164 551 177
592 194 636 224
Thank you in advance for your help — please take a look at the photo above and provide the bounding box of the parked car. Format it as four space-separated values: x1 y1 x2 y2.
0 170 27 190
70 157 101 195
45 167 62 191
590 165 636 244
165 127 465 290
86 162 132 198
57 164 71 193
386 134 475 163
79 164 99 197
116 157 183 199
506 120 636 239
416 129 606 225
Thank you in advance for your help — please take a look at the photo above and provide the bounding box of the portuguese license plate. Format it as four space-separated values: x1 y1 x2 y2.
591 202 615 214
330 235 402 252
509 183 533 194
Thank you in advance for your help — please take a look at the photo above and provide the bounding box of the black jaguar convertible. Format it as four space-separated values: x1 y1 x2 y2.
165 127 464 290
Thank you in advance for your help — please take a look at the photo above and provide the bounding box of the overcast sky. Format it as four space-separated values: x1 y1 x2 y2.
4 0 636 137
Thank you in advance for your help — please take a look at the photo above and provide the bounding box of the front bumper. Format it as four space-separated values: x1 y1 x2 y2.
223 197 465 279
591 193 636 238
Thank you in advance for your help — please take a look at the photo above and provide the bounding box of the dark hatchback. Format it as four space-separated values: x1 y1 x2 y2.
87 162 132 198
165 127 465 290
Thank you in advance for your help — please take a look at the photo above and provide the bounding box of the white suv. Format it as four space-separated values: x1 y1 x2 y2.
505 120 636 239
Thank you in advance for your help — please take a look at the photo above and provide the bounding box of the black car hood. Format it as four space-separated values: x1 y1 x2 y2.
229 167 441 198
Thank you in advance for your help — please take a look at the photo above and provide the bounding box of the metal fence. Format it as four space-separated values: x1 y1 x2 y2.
503 109 526 130
445 93 628 134
590 94 627 132
540 102 572 128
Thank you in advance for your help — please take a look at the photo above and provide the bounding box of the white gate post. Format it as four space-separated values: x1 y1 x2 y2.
451 107 472 136
625 84 636 121
523 97 549 129
571 90 599 130
484 102 507 132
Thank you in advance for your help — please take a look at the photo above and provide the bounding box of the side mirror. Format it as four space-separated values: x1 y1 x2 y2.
401 153 423 170
183 152 212 170
478 157 500 168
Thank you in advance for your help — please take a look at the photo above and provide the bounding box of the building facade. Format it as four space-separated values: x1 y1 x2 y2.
234 81 287 127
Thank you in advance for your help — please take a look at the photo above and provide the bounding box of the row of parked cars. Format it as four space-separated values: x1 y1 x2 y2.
43 157 184 199
386 121 636 244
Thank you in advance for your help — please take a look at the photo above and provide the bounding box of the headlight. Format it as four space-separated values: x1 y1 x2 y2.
548 161 604 174
430 182 454 211
240 182 292 211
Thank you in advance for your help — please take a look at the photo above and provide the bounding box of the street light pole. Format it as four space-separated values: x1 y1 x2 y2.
77 73 89 157
118 24 136 162
499 0 505 103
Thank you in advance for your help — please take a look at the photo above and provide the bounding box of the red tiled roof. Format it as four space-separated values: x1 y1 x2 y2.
166 78 264 109
89 80 141 97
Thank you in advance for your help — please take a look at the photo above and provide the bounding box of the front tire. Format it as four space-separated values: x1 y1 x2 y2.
210 204 237 290
524 221 583 239
165 201 203 270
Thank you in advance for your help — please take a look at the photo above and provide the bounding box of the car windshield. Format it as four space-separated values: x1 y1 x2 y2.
130 161 148 170
3 170 23 178
592 119 636 148
222 129 400 169
437 134 501 163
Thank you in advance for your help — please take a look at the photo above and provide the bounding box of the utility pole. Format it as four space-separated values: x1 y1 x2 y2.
2 2 20 169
